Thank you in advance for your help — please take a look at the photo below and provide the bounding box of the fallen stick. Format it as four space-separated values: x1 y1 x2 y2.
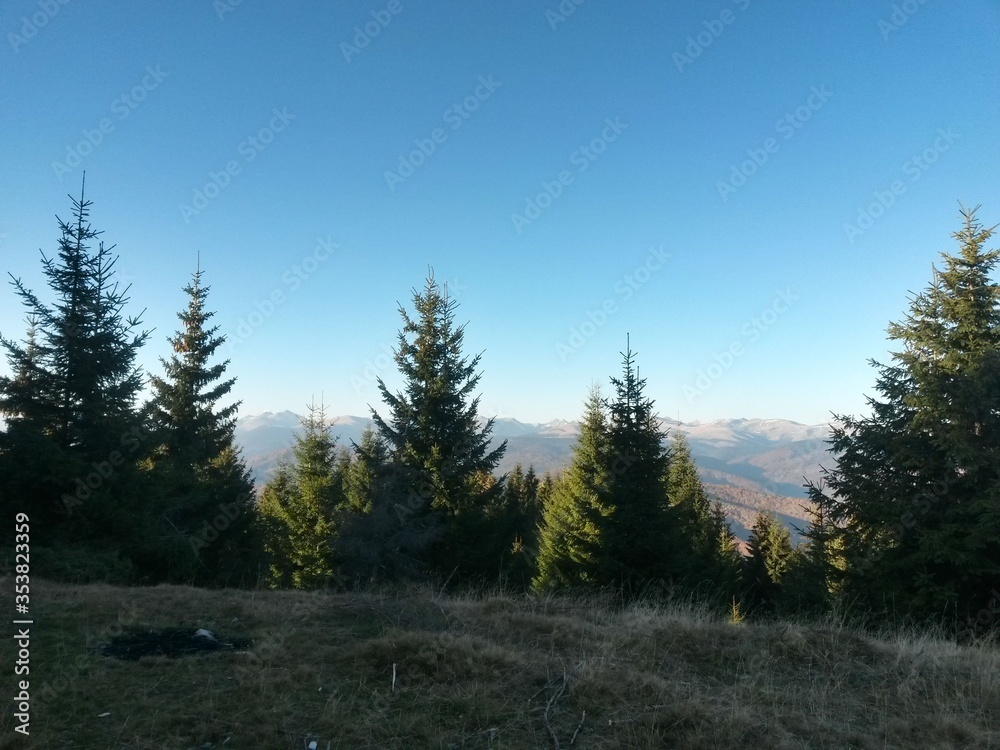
543 670 569 749
570 710 586 745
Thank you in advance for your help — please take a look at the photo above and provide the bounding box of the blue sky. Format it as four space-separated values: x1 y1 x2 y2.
2 1 998 426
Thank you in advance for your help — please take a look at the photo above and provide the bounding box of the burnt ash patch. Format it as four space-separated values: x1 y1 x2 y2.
97 628 253 660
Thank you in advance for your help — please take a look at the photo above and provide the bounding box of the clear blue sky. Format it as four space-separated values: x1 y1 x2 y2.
2 1 998 426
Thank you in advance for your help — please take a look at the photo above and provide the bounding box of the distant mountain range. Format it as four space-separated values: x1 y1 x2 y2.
234 412 837 543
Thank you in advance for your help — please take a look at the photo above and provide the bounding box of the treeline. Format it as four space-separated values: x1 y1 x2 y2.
1 185 998 637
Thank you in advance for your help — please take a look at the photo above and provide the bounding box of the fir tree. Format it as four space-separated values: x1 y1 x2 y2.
335 426 442 585
535 342 675 596
783 484 841 614
1 317 46 426
534 386 611 591
816 207 1000 627
146 266 241 463
501 463 542 549
257 402 345 589
601 341 672 592
257 465 296 588
667 433 743 600
667 434 715 580
144 265 258 585
344 426 387 515
0 180 150 565
491 463 543 588
743 510 794 615
536 471 556 510
369 272 506 580
7 182 149 454
0 318 68 532
711 500 746 602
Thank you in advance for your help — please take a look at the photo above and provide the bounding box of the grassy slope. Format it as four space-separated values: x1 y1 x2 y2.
2 579 998 749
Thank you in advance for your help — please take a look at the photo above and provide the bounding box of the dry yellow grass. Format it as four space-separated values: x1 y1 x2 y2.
1 578 998 749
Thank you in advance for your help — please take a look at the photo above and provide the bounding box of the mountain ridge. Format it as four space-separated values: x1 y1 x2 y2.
234 412 835 542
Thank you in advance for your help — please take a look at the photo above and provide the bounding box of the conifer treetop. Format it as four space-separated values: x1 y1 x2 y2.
146 263 240 461
369 270 506 481
1 177 149 450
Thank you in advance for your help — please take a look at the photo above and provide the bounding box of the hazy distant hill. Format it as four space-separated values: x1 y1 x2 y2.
234 412 834 541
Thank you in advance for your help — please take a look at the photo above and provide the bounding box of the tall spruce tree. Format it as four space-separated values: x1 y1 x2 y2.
369 272 506 581
257 402 346 589
813 207 1000 627
144 266 257 585
0 181 150 573
534 387 610 591
535 344 675 596
601 341 672 592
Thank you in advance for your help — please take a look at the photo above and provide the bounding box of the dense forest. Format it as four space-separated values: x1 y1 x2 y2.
2 184 998 639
